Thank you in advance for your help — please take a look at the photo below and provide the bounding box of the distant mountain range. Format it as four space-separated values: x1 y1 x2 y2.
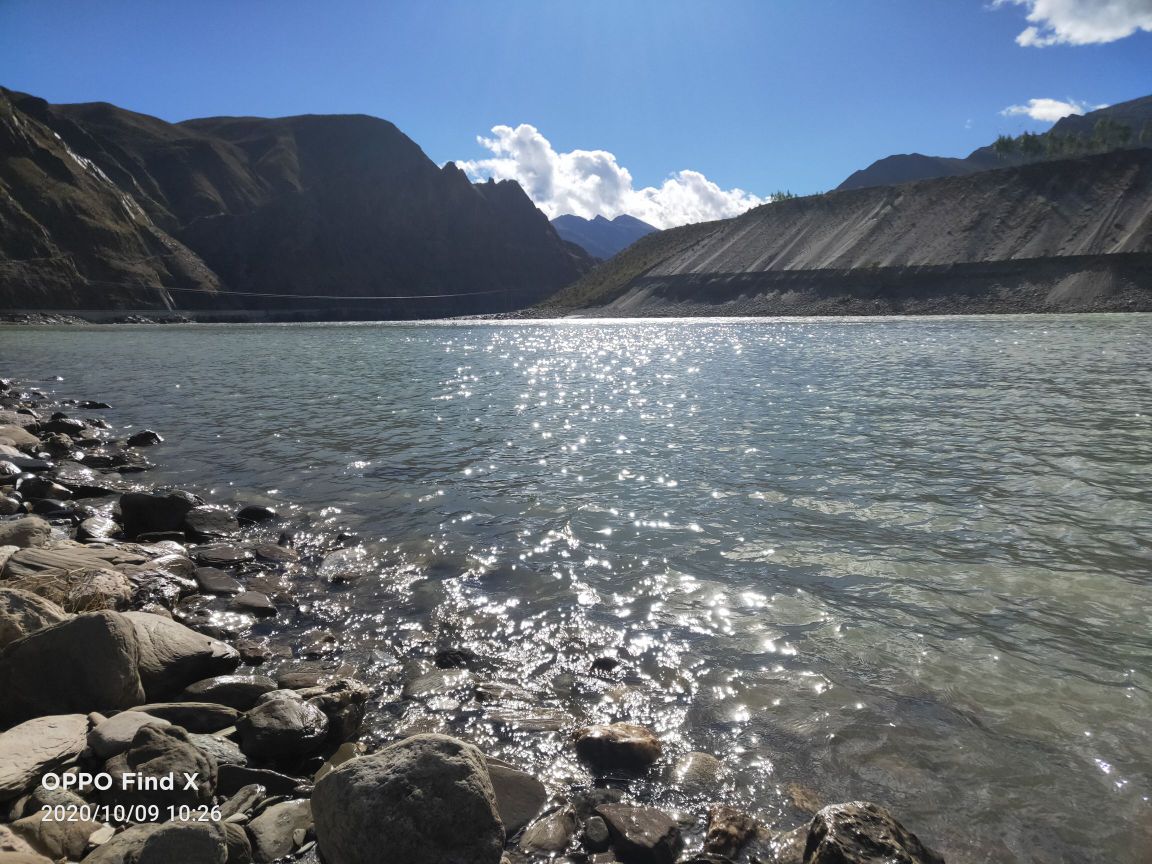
550 214 658 260
837 95 1152 191
545 146 1152 316
0 87 591 318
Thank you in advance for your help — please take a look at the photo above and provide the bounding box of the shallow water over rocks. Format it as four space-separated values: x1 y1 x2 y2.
2 315 1151 863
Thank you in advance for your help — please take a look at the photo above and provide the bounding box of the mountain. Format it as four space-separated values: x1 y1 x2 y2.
837 95 1152 192
0 88 591 318
543 148 1152 316
550 214 658 260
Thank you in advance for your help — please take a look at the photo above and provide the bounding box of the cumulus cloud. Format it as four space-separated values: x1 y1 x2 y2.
1000 97 1104 121
457 124 767 229
995 0 1152 46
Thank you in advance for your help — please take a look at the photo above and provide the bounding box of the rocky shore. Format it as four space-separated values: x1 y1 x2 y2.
0 375 946 864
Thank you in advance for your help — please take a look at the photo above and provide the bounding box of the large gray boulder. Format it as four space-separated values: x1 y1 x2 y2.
804 802 945 864
101 725 216 809
0 714 89 801
123 611 240 699
82 820 227 864
312 734 504 864
0 517 51 549
0 611 144 725
0 587 70 649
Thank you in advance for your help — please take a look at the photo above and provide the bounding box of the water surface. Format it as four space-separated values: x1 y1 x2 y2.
2 316 1150 863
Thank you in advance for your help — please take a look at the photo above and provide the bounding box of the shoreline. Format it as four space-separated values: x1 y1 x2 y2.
0 374 947 863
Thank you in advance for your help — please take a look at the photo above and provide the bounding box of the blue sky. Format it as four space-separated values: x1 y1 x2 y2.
3 0 1150 226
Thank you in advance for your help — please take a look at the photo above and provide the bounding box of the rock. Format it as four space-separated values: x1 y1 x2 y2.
218 765 303 797
187 733 248 768
195 566 244 595
50 463 127 497
0 612 144 725
1 540 148 580
7 566 132 613
300 630 340 659
118 490 197 538
0 545 19 574
225 822 254 864
0 715 89 802
77 515 120 542
0 824 47 861
124 610 241 699
573 723 663 775
0 426 39 449
804 802 945 864
0 517 51 549
316 547 373 584
9 809 99 860
487 763 547 836
184 507 240 542
102 725 216 809
313 742 364 783
669 751 724 794
16 477 71 501
294 678 370 743
247 799 312 863
236 639 271 665
277 671 326 690
5 456 53 473
220 784 265 819
312 734 504 864
232 592 277 618
237 505 278 525
82 820 227 864
596 804 682 864
125 569 198 611
88 711 171 760
193 544 254 567
236 692 329 761
401 667 474 700
134 702 240 733
519 807 576 853
435 646 479 669
583 815 611 852
252 543 298 564
0 587 70 649
0 497 19 516
125 430 164 447
42 417 86 436
180 675 278 710
705 806 760 858
135 531 186 543
78 400 112 410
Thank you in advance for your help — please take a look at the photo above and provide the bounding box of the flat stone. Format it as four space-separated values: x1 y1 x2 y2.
183 507 240 542
252 543 298 563
247 799 312 863
232 591 277 618
1 540 148 580
88 711 171 760
195 566 243 595
0 587 70 649
180 675 278 710
192 544 254 567
0 715 89 802
134 702 240 733
596 804 683 864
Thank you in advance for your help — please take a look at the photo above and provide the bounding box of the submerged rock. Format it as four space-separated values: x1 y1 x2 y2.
237 505 278 525
596 803 683 864
126 429 164 447
573 723 663 775
312 733 504 864
183 506 240 542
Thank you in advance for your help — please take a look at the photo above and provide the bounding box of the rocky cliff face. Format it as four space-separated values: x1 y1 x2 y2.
546 149 1152 316
0 88 590 317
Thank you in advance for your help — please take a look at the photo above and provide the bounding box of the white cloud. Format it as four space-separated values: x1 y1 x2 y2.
995 0 1152 46
1000 97 1104 122
457 124 767 229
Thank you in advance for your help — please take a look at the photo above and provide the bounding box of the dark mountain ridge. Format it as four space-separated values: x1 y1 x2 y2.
551 213 658 260
0 88 590 317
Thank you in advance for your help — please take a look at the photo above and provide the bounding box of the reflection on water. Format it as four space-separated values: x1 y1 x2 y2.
3 315 1151 863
